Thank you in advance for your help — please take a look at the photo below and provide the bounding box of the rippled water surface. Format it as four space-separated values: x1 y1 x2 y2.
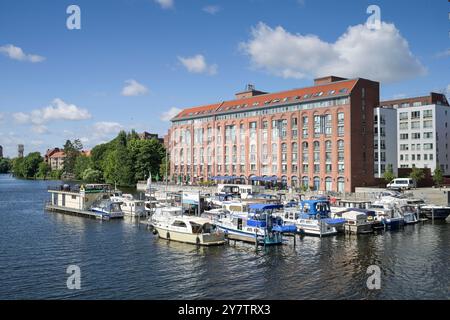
0 174 448 299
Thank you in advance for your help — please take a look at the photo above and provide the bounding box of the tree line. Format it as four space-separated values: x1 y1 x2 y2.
8 130 166 186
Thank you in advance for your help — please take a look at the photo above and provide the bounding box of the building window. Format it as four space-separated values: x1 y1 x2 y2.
325 177 332 191
399 122 408 130
412 133 421 140
423 120 432 128
302 164 309 174
423 110 432 118
313 177 320 191
399 112 408 120
400 134 409 140
424 132 433 139
314 164 320 173
411 111 420 119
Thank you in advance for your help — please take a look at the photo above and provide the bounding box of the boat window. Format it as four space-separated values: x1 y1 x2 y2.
190 222 203 233
303 203 310 213
315 202 330 212
172 220 187 228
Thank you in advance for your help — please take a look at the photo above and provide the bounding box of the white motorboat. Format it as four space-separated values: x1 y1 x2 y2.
110 192 147 217
149 207 225 246
90 199 124 219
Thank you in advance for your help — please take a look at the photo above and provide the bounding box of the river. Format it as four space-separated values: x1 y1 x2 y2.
0 174 448 299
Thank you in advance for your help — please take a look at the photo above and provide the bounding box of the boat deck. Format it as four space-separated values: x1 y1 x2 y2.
45 203 113 220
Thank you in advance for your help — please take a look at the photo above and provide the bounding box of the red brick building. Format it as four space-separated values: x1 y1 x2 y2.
167 76 379 192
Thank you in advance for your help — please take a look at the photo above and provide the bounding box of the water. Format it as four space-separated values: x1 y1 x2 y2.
0 174 448 300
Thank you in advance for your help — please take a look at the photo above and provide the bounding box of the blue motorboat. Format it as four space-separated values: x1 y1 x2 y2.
295 199 346 236
215 203 287 245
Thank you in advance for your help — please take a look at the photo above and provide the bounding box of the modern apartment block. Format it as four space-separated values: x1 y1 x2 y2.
374 106 398 178
18 144 24 158
167 76 380 192
380 93 450 175
0 145 3 158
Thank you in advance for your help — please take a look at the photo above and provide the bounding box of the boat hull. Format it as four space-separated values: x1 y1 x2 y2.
154 226 225 246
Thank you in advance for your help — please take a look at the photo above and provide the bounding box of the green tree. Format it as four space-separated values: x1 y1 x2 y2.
12 152 43 178
0 158 11 173
37 162 51 179
433 167 444 188
63 139 83 175
409 166 425 187
82 168 103 183
383 164 396 184
74 155 92 180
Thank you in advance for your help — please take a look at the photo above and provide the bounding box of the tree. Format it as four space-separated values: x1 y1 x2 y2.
0 158 11 173
74 155 92 180
409 166 425 187
433 167 444 188
82 168 103 183
37 162 51 179
63 139 82 175
12 152 43 178
383 164 395 184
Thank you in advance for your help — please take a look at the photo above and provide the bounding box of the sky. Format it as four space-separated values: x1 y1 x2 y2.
0 0 449 158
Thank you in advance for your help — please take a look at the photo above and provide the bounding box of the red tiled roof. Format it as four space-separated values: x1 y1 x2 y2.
173 79 358 120
50 151 66 158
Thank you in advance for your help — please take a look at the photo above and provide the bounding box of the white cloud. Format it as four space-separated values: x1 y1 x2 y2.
31 125 49 134
0 112 5 123
178 54 217 75
121 79 149 96
13 112 31 124
160 107 182 121
435 49 450 58
203 5 221 15
13 99 91 125
297 0 306 6
240 22 426 83
0 44 45 63
92 122 124 137
154 0 174 9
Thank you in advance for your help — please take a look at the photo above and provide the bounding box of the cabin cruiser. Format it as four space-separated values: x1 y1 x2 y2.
397 204 420 224
214 204 290 245
110 192 147 217
369 199 404 229
333 208 379 234
149 206 225 246
90 199 124 219
294 200 346 236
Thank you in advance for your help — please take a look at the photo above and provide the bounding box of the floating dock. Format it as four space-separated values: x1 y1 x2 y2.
45 203 111 220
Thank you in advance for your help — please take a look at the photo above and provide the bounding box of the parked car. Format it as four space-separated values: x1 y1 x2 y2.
387 178 416 190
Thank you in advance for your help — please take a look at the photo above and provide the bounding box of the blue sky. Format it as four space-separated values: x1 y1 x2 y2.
0 0 449 158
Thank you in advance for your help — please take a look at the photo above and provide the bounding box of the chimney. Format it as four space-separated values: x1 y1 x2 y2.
235 84 268 100
314 76 348 86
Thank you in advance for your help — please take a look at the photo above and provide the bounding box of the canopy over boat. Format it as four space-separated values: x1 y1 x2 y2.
321 218 346 225
248 203 284 211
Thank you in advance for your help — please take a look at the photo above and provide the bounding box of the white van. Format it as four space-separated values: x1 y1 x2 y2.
386 178 416 190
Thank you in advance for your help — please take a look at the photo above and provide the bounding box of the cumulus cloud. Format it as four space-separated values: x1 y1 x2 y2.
240 22 426 83
178 54 217 75
0 44 45 63
12 112 31 124
160 107 182 121
121 79 149 96
203 5 221 15
154 0 174 9
31 125 49 134
92 122 124 137
13 98 91 125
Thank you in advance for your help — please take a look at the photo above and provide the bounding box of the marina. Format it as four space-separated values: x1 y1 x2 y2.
1 174 450 299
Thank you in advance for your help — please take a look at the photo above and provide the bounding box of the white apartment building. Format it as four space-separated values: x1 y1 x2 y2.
374 107 398 178
380 93 450 176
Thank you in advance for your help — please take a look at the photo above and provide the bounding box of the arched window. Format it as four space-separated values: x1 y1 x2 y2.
337 177 345 193
291 176 298 187
302 176 309 188
314 141 320 151
325 140 332 150
313 177 320 191
325 177 332 191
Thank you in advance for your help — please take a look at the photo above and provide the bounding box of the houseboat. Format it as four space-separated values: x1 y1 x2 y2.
46 184 123 219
